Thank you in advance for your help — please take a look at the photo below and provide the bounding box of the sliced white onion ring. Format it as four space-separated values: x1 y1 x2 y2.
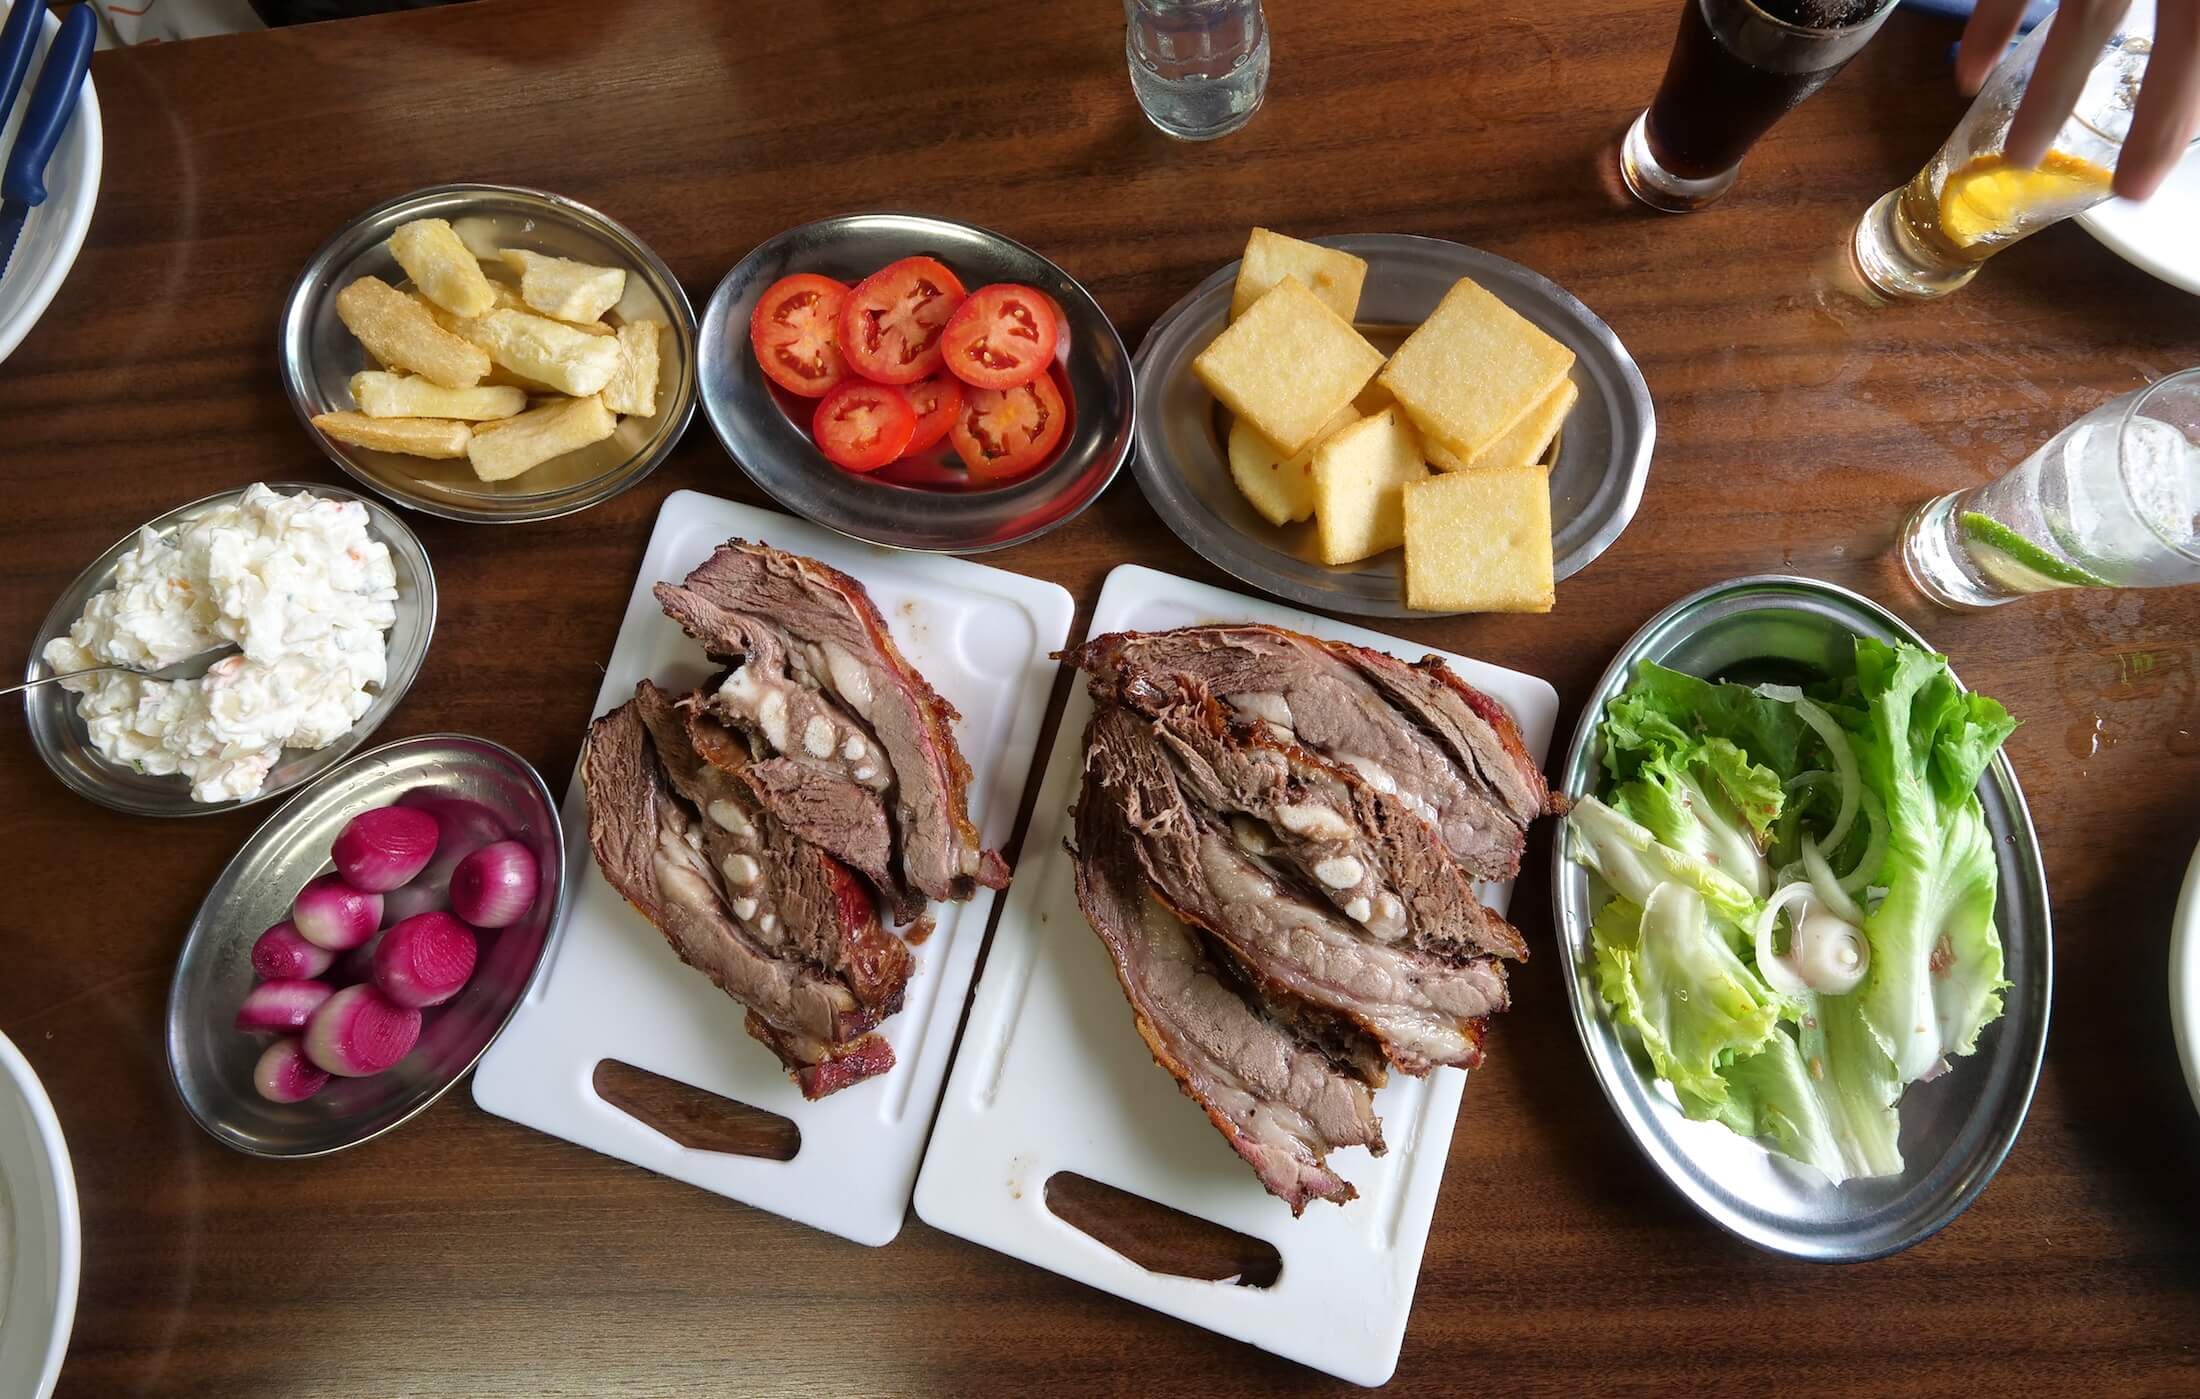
1837 790 1887 894
1801 834 1866 926
1751 882 1818 996
1758 684 1861 854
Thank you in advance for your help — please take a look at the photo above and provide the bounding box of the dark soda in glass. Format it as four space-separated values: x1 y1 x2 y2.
1640 0 1891 183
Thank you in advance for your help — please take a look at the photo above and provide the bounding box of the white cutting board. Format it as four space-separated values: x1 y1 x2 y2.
473 491 1072 1247
913 565 1558 1386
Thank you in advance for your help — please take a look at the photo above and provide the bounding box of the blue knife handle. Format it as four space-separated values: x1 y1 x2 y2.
3 2 93 209
0 0 42 130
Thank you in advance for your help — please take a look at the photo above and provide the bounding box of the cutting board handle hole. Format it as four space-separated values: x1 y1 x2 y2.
1043 1172 1280 1289
591 1059 801 1161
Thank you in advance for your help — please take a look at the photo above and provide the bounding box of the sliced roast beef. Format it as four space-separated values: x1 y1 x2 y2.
634 682 913 1014
1071 763 1385 1215
583 694 894 1097
1066 626 1550 882
1086 703 1504 1075
654 541 1008 907
680 697 925 926
1092 667 1528 963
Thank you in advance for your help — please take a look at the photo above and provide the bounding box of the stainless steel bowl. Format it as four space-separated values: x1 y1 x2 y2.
1132 234 1655 618
24 482 436 818
167 734 566 1157
280 184 699 524
698 213 1134 553
1550 575 2051 1261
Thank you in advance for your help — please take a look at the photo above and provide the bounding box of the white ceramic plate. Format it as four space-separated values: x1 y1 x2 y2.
2171 837 2200 1118
2077 147 2200 296
0 0 102 365
0 1031 78 1399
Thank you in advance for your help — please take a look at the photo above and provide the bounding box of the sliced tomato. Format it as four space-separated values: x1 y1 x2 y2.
899 372 964 457
949 370 1069 482
938 283 1060 390
812 380 916 473
839 256 967 385
749 273 851 397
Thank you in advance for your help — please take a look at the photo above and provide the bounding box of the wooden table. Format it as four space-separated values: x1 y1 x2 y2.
5 0 2198 1392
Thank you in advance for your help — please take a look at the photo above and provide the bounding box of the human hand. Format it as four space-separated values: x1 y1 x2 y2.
1955 0 2199 199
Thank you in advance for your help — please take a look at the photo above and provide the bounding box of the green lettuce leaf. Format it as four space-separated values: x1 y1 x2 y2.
1601 660 1812 780
1846 638 2017 1083
1590 882 1783 1118
1611 736 1783 898
1566 795 1762 928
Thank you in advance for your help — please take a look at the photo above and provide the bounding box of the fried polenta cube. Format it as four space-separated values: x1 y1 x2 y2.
466 394 617 481
1465 378 1577 472
1229 228 1369 323
1378 277 1573 458
1226 405 1356 526
1402 465 1554 613
389 218 497 319
1193 278 1383 456
1311 407 1428 565
498 249 627 324
311 410 472 460
335 276 489 389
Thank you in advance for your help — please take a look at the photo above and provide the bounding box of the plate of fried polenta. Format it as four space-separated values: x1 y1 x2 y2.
1129 230 1653 618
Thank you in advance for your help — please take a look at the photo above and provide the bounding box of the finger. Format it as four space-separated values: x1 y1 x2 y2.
1957 0 2031 95
2004 0 2134 169
2112 0 2200 198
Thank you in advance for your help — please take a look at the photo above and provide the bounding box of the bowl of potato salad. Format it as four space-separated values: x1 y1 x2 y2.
26 482 436 816
280 185 699 524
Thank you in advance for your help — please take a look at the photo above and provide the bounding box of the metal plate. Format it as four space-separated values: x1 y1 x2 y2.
167 735 566 1158
1550 575 2051 1261
280 184 699 524
1131 234 1655 618
24 481 436 818
697 213 1134 554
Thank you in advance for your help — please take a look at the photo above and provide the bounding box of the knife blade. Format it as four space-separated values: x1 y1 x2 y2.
0 2 95 281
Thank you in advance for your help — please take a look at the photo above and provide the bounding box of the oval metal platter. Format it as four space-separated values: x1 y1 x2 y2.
1132 233 1654 618
1550 574 2051 1261
167 734 566 1158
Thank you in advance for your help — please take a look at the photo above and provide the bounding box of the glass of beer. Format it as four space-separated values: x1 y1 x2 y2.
1621 0 1900 213
1852 3 2181 299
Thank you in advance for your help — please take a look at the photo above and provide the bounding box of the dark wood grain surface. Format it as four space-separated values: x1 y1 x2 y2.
4 0 2198 1393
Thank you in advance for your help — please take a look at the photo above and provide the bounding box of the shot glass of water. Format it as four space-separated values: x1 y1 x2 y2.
1125 0 1269 141
1901 369 2200 609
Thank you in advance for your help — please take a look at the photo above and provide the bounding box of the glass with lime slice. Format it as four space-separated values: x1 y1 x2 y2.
1902 370 2200 609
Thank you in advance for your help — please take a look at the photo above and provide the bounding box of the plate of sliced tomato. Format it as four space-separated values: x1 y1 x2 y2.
700 213 1134 554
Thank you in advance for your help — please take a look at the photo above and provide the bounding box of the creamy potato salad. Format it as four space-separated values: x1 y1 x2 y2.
43 484 398 802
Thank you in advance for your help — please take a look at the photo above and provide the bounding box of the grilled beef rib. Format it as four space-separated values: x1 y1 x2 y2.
654 541 1008 914
1071 755 1386 1215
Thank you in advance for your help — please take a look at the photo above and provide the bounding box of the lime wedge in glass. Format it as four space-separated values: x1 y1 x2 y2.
1960 511 2109 591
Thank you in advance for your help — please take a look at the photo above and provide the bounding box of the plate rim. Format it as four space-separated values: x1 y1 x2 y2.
1128 231 1656 619
694 209 1135 554
0 1027 79 1399
23 480 439 818
277 182 701 525
0 0 102 368
2170 837 2200 1118
1548 572 2053 1261
164 731 567 1158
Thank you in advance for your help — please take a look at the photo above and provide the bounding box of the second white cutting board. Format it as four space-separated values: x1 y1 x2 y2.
913 565 1558 1386
473 491 1071 1247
